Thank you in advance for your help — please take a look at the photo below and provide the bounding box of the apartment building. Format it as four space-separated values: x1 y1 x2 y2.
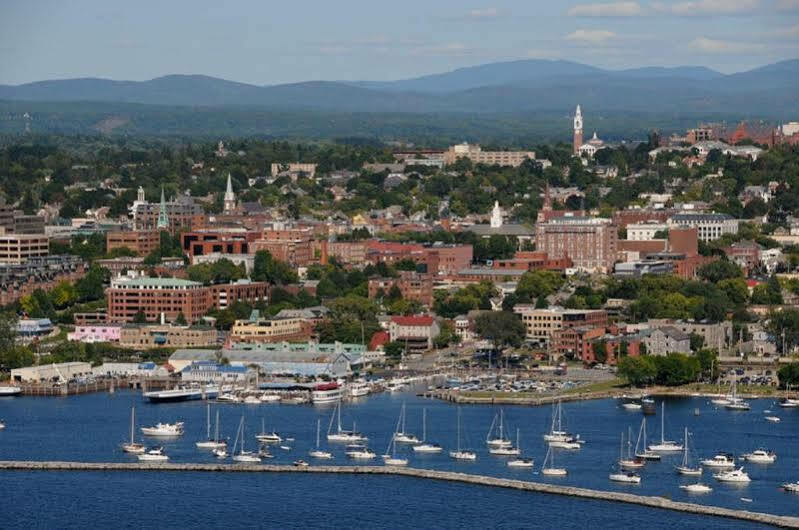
667 213 738 242
0 234 49 264
230 315 312 343
513 306 608 347
388 315 440 352
367 271 433 306
106 230 161 256
535 216 618 272
443 143 535 167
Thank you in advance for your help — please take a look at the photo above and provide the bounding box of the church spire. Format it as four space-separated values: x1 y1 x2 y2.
573 104 584 155
223 173 236 214
156 187 169 229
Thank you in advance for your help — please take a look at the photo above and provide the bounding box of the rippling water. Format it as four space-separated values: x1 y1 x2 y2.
1 389 796 527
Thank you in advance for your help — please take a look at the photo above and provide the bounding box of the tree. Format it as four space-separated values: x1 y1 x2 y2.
592 340 608 364
768 309 799 354
697 260 742 283
778 363 799 390
695 348 719 382
515 270 564 303
133 310 148 324
689 333 705 352
0 311 18 353
617 356 657 387
384 341 405 359
174 312 188 326
474 311 525 352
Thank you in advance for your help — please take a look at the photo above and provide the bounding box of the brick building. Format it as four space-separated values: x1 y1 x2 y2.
106 230 161 257
491 251 573 272
513 306 608 348
443 143 535 167
367 271 433 306
0 255 86 306
253 223 314 266
535 217 618 273
0 233 49 264
181 229 258 260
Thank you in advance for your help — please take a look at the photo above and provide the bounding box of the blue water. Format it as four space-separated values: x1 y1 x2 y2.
1 390 797 527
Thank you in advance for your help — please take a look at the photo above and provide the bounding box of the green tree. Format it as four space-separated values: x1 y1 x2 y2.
474 311 525 352
697 260 742 283
384 341 405 359
133 310 148 324
617 356 657 387
515 270 565 302
778 363 799 390
174 312 188 326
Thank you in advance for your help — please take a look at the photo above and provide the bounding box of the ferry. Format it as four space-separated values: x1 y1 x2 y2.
312 383 343 404
143 385 219 403
0 386 22 397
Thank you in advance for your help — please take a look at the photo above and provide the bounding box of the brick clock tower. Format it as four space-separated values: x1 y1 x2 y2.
573 104 583 154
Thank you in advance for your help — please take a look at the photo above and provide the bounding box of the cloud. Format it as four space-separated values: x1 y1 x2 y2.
777 0 799 9
653 0 760 15
567 2 644 16
565 29 618 43
688 37 766 53
467 7 499 18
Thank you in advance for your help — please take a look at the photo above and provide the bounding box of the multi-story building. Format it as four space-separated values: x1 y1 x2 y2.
388 315 440 352
181 229 257 260
119 324 218 348
130 188 204 234
551 326 605 361
367 271 433 306
626 222 668 241
491 251 573 272
323 241 367 266
667 213 738 242
0 234 49 264
722 240 761 272
12 214 46 234
641 326 691 356
363 240 472 276
535 216 618 272
106 277 268 323
230 314 312 344
645 319 732 350
513 306 608 347
106 230 161 257
443 143 535 167
270 162 317 178
253 223 314 266
95 256 185 277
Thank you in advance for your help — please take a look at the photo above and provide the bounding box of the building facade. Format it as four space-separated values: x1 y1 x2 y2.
535 217 618 272
667 213 738 242
0 234 49 264
106 230 161 257
443 143 535 167
513 306 608 347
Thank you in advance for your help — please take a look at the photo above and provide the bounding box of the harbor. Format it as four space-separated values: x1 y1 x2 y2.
1 461 797 527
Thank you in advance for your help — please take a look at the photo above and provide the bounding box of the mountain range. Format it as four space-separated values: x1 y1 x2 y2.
1 59 797 116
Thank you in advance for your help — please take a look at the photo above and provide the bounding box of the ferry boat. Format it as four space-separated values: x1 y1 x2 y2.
312 383 343 404
0 386 22 397
141 422 184 437
143 385 219 403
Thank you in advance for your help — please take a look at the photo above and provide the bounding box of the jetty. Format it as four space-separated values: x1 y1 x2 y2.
1 461 796 527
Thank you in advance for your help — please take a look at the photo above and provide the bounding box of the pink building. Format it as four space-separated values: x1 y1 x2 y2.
68 325 122 343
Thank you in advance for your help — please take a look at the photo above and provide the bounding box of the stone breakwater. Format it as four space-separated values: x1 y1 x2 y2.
1 461 796 528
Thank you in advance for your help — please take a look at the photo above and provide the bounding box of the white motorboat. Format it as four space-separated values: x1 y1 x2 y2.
548 440 581 450
701 453 736 468
619 427 645 470
765 416 781 423
413 408 443 453
449 407 477 461
486 409 512 448
255 417 282 444
782 482 799 493
386 381 408 393
293 459 310 467
0 386 22 397
309 418 333 459
243 395 261 405
327 401 367 443
741 449 776 464
778 398 799 408
710 397 730 406
349 380 370 398
216 392 241 403
231 416 260 463
213 446 228 458
143 385 219 403
346 446 377 459
137 447 168 462
622 402 642 411
541 445 566 476
609 472 641 484
0 420 5 430
258 447 274 459
394 403 419 444
675 427 702 476
196 406 227 450
141 422 184 437
680 483 712 493
633 418 661 460
714 467 751 483
507 457 534 468
259 393 281 403
647 402 682 452
121 407 146 454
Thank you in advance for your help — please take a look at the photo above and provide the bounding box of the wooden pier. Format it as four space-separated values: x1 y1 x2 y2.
0 461 796 528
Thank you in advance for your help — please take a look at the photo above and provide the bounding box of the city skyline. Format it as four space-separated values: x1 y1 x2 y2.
1 0 797 85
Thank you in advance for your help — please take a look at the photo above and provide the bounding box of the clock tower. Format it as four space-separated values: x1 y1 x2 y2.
573 104 583 154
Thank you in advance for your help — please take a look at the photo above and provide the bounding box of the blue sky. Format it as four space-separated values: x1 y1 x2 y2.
1 0 797 85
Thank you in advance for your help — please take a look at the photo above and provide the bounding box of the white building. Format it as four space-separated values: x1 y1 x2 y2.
667 213 738 241
11 362 92 383
627 222 668 241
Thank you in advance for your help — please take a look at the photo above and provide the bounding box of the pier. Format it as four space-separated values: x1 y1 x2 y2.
1 461 796 528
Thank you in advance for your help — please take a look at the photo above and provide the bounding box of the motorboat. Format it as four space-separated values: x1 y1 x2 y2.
778 398 799 408
449 407 477 461
121 407 146 454
279 445 291 451
293 459 309 467
741 449 776 464
548 439 581 450
259 394 281 403
216 392 241 403
0 420 5 430
243 395 261 405
137 447 168 462
346 446 377 460
641 397 656 415
141 422 184 437
680 483 712 493
647 402 682 452
0 386 22 397
609 472 641 484
765 416 781 423
507 457 535 468
714 467 751 483
327 401 367 442
309 418 333 460
255 418 282 444
213 447 228 458
782 482 799 493
675 427 702 476
258 447 274 459
143 385 219 403
349 380 370 398
622 402 642 411
701 453 736 468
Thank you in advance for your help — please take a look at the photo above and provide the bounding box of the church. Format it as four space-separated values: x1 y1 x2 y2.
573 104 605 158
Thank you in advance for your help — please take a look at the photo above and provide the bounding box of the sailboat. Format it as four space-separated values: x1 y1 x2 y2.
196 405 226 450
486 409 512 448
647 402 682 452
675 427 702 475
507 429 534 468
544 401 582 448
232 416 261 463
394 403 419 444
121 406 146 454
634 418 661 460
619 426 645 469
610 432 642 483
383 413 409 466
724 380 750 410
327 401 367 442
449 408 476 460
490 427 521 456
541 444 567 476
413 408 443 453
255 417 282 444
309 418 333 459
213 411 229 458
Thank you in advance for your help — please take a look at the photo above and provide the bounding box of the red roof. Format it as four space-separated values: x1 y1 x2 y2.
369 331 390 350
746 279 761 288
391 315 434 327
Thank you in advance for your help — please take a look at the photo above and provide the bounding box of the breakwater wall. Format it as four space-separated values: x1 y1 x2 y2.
1 461 796 528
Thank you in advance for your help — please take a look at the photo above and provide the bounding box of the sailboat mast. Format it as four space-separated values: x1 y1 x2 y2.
206 404 211 440
316 418 321 448
422 408 427 442
130 407 135 444
214 410 220 443
661 402 665 444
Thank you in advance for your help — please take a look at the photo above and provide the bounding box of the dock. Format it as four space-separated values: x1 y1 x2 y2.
0 461 796 528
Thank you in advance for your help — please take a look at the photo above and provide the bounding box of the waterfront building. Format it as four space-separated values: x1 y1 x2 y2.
535 216 618 273
10 361 92 383
119 323 218 348
387 315 440 352
17 318 54 339
180 361 249 383
230 312 313 343
513 306 607 347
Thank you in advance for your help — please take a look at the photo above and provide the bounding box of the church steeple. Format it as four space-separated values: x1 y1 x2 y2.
573 104 584 154
223 173 236 214
156 187 169 229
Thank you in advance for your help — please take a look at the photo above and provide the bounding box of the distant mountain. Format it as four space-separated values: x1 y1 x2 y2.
0 59 796 116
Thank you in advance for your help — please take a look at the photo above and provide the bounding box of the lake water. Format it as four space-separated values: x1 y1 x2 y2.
1 389 796 527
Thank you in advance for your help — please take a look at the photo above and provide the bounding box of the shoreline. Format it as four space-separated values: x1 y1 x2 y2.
1 461 796 528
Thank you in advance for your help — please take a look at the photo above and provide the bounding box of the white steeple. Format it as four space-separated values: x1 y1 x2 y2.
574 104 583 132
137 186 145 203
490 201 503 228
223 173 236 213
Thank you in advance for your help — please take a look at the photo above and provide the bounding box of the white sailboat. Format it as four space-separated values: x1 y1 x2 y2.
121 406 146 454
647 402 682 452
413 408 443 453
255 416 282 444
449 408 476 460
394 403 419 444
675 427 702 475
507 430 534 468
619 426 645 469
610 432 642 483
327 401 367 442
544 401 583 448
634 418 661 460
232 416 261 463
309 418 333 459
383 414 409 466
486 409 512 448
490 427 521 456
212 411 229 458
541 444 567 476
196 405 226 450
724 380 750 410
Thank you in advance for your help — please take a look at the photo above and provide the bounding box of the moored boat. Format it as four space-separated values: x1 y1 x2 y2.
141 422 184 437
137 447 168 461
701 453 736 468
680 483 712 493
714 467 751 483
143 385 218 403
741 449 776 464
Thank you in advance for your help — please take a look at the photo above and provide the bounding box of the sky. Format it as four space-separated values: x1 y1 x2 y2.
1 0 797 85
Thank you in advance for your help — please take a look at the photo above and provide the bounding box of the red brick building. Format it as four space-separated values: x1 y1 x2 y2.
106 230 161 257
492 251 573 272
535 217 618 273
367 271 433 306
253 224 315 266
181 229 258 259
